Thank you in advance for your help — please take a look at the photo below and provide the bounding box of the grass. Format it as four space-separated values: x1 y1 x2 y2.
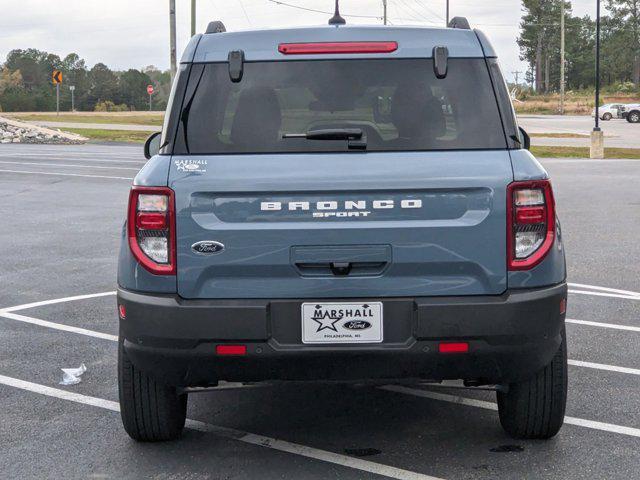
65 128 151 143
4 112 164 126
530 132 590 139
531 145 640 159
514 92 640 115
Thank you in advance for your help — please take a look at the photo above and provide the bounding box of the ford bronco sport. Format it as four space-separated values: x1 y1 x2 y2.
117 17 568 442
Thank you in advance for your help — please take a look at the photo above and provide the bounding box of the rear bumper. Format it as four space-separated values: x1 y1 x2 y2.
118 283 567 387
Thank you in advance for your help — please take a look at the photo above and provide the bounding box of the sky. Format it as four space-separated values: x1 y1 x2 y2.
0 0 601 82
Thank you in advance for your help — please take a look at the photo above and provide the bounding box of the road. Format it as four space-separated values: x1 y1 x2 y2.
0 144 639 479
519 115 640 148
30 121 158 132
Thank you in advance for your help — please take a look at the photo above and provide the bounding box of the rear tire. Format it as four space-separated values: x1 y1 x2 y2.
497 327 567 439
627 111 640 123
118 340 187 441
602 112 612 121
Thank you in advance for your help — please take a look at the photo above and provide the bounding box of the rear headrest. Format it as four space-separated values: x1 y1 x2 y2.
230 87 282 148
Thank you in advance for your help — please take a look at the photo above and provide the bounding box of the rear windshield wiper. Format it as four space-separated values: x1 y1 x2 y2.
282 128 366 150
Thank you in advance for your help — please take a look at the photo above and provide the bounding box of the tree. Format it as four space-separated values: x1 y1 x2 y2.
117 69 153 110
0 67 22 95
87 63 118 110
518 1 571 92
607 0 640 87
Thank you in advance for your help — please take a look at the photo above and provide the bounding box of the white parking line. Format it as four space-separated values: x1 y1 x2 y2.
569 290 640 301
0 374 441 480
0 154 146 164
568 360 640 376
1 291 116 313
0 311 118 341
566 318 640 333
0 160 140 171
379 385 640 439
0 169 133 180
568 282 640 298
0 152 141 159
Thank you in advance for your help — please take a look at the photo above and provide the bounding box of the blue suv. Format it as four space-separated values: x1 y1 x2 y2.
117 17 568 442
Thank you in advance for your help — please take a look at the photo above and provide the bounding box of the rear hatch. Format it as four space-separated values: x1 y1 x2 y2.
169 54 512 299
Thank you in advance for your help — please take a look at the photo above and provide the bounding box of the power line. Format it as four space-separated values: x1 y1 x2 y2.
237 0 252 25
414 0 445 21
265 0 382 19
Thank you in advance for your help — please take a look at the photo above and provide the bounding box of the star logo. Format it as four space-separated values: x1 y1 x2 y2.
311 306 342 333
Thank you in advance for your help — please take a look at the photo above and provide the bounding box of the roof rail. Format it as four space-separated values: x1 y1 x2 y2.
205 21 226 34
448 17 470 30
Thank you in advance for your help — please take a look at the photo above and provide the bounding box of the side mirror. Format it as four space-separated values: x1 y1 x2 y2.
518 126 530 150
144 132 162 159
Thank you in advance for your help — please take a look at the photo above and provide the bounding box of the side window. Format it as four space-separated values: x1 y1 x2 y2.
487 58 519 149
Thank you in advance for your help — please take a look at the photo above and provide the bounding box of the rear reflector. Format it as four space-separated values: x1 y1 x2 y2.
278 41 398 55
118 304 126 319
439 342 469 354
560 298 567 315
216 345 247 356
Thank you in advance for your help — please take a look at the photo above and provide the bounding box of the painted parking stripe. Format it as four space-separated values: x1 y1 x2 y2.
566 318 640 333
0 151 141 158
568 360 640 376
0 169 133 180
569 290 640 301
379 385 640 439
0 154 147 165
0 311 118 341
0 160 140 171
568 283 640 297
1 291 116 313
0 374 442 480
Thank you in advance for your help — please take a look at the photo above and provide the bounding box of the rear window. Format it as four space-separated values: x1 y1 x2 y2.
174 58 507 154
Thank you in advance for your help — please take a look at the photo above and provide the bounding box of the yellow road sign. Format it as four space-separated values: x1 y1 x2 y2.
52 70 62 84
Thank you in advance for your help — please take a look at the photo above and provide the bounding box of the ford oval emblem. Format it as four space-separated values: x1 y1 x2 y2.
191 241 225 255
343 320 372 330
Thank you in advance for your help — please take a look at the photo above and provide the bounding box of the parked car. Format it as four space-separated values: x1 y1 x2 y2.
625 104 640 123
117 17 568 442
593 103 625 120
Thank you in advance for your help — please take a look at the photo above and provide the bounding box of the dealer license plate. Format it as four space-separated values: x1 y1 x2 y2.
301 302 383 344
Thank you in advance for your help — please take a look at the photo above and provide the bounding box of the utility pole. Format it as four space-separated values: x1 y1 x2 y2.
560 0 566 114
382 0 387 25
191 0 196 36
446 0 450 26
512 70 522 86
590 0 604 159
169 0 177 81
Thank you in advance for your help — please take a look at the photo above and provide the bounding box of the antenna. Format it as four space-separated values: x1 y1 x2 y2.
328 0 346 25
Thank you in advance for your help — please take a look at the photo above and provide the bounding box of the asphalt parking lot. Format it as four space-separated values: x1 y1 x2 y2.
0 144 639 479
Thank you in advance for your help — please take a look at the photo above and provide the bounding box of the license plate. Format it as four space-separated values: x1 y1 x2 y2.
301 302 383 344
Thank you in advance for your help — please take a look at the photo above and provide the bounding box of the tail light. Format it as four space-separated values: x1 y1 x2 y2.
127 186 176 275
507 180 555 270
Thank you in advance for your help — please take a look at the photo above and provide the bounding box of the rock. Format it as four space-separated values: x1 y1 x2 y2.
0 116 87 144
